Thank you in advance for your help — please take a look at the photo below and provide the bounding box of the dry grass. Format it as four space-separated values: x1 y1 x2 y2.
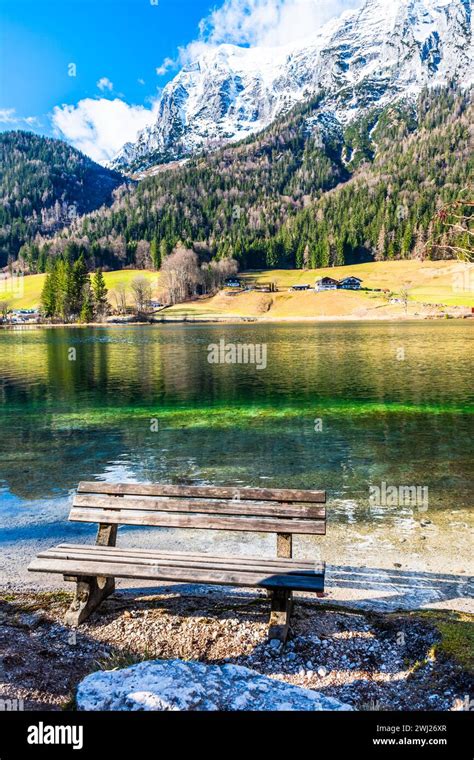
243 260 474 307
3 261 473 316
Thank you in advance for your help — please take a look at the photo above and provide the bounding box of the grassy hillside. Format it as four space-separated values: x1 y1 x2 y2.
166 261 474 320
4 261 472 317
241 261 474 307
4 270 160 310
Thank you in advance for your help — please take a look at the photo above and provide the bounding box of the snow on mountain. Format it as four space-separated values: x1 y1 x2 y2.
111 0 473 172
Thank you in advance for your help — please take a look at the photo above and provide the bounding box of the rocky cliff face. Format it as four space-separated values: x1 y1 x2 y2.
111 0 473 172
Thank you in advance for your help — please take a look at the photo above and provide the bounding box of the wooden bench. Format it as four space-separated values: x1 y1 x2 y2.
28 482 327 641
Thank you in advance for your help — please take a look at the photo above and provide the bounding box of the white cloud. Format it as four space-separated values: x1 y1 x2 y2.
163 0 362 73
50 0 361 162
97 77 114 92
196 0 361 49
0 108 17 123
156 57 176 76
0 108 41 128
52 98 158 164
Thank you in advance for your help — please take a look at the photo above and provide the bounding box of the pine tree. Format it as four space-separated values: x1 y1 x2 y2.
303 244 310 269
37 247 47 273
55 259 74 322
401 224 413 258
321 239 330 268
71 254 89 317
335 238 345 267
376 224 386 261
41 270 57 318
160 238 170 265
79 282 94 323
150 237 160 270
92 269 108 318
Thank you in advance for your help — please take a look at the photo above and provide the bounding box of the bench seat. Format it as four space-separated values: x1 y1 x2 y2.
28 481 327 640
29 544 325 593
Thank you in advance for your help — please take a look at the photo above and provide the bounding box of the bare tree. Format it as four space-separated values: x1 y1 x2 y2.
216 257 239 283
200 257 239 295
426 189 473 261
131 276 152 315
112 282 128 314
135 240 152 269
109 235 127 263
160 245 202 305
400 285 410 316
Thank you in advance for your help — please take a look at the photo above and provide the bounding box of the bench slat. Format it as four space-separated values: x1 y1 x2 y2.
69 507 326 534
38 545 324 575
72 494 326 520
56 544 320 569
78 482 326 504
28 556 325 592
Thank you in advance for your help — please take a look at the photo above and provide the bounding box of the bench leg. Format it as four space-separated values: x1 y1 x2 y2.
64 576 115 627
268 589 293 643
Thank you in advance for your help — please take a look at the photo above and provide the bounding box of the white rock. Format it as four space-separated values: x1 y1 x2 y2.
77 660 352 712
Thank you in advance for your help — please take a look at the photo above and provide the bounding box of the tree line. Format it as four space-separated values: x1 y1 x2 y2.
41 256 108 322
39 245 240 321
8 84 474 273
160 246 238 304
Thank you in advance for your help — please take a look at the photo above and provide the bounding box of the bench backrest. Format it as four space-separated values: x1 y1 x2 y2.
71 482 326 536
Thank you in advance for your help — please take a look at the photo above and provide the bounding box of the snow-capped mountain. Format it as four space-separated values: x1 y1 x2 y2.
112 0 473 172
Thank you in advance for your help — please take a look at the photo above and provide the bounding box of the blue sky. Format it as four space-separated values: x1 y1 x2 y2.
0 0 360 162
0 1 214 125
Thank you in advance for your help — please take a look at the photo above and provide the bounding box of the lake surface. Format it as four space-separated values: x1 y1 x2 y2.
0 322 472 554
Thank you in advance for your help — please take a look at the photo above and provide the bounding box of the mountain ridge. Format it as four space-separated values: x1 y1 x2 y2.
111 0 473 173
21 83 470 274
0 131 125 267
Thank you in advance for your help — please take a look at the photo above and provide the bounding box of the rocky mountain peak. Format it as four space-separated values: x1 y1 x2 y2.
111 0 472 173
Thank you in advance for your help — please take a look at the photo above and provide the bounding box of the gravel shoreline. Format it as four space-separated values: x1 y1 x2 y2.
2 506 472 711
3 509 473 613
1 588 472 712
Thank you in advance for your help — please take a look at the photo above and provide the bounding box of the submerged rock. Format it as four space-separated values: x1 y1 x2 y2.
77 659 352 712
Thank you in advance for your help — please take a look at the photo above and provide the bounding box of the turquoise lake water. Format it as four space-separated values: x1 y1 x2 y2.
0 322 472 548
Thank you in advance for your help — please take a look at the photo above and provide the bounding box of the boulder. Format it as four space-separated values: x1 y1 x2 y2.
77 659 352 711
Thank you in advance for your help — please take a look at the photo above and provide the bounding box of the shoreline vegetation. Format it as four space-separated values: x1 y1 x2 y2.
1 313 472 327
1 260 473 326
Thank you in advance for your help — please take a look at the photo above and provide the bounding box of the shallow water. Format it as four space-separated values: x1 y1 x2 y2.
0 322 472 556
